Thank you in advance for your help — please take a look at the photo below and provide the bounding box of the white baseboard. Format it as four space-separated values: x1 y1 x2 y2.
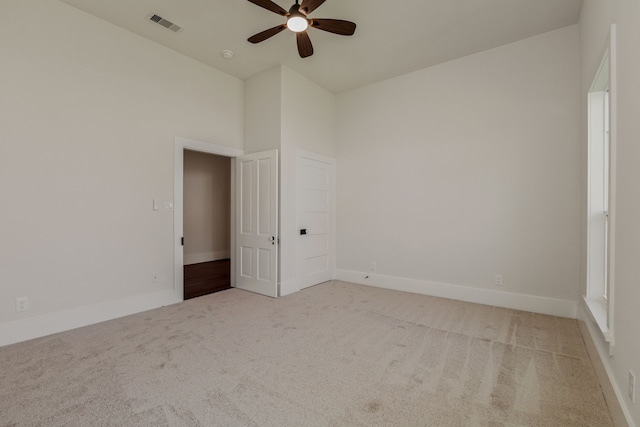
184 250 230 265
578 303 636 427
336 269 577 318
0 290 182 347
279 279 299 297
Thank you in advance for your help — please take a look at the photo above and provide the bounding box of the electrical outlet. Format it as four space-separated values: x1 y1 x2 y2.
370 261 377 271
495 274 503 286
629 370 636 403
16 297 29 312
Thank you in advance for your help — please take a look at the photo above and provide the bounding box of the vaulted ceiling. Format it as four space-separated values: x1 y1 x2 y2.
57 0 583 93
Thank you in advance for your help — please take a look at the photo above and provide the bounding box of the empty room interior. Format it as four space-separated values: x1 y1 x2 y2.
1 0 639 425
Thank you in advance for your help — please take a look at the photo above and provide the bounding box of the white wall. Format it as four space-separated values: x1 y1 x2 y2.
0 0 243 344
280 66 336 295
183 151 231 265
580 1 640 425
244 67 282 154
281 66 337 159
336 26 581 315
243 65 336 295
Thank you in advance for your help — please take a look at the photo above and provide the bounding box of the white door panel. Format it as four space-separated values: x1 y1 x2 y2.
235 150 278 298
304 212 329 233
303 189 329 212
297 151 336 290
303 255 329 276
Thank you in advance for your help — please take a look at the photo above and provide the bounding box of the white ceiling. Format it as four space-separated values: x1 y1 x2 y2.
57 0 583 93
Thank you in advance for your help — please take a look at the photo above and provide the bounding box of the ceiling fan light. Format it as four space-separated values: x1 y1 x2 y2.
287 15 308 32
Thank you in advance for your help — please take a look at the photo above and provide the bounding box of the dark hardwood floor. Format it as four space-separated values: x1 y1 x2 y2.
184 259 231 300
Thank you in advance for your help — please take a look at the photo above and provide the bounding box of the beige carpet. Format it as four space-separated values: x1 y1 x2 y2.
0 281 613 426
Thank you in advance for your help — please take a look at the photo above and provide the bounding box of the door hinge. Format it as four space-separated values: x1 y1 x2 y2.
181 237 184 246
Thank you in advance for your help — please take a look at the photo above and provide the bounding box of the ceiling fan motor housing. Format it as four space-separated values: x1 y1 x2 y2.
287 4 309 32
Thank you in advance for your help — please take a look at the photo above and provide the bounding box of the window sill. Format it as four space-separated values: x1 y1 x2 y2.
583 296 612 343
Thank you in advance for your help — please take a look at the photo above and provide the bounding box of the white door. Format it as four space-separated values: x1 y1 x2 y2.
235 150 278 298
297 151 336 289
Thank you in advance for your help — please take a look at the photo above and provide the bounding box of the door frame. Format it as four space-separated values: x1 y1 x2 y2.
174 137 244 301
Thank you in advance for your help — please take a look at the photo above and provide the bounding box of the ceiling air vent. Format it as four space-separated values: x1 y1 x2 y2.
149 14 182 33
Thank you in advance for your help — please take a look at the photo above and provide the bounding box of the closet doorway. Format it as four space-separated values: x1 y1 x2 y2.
183 150 232 299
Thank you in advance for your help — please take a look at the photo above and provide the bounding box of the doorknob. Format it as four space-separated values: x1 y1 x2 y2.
270 236 275 245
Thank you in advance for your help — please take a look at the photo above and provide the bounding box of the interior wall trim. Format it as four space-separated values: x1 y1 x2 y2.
0 290 181 347
184 250 231 266
279 279 298 297
578 304 636 427
336 269 577 319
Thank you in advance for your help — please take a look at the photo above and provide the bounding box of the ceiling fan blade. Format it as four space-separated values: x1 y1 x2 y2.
248 25 287 43
296 31 314 58
310 19 356 36
299 0 326 15
247 0 288 16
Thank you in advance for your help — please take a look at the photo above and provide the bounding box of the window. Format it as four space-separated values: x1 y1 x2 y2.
585 25 616 351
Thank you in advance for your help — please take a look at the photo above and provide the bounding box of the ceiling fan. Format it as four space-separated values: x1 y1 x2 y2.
247 0 356 58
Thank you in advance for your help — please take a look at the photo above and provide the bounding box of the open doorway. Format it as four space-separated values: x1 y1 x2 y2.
173 137 244 302
174 138 279 300
183 150 232 299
